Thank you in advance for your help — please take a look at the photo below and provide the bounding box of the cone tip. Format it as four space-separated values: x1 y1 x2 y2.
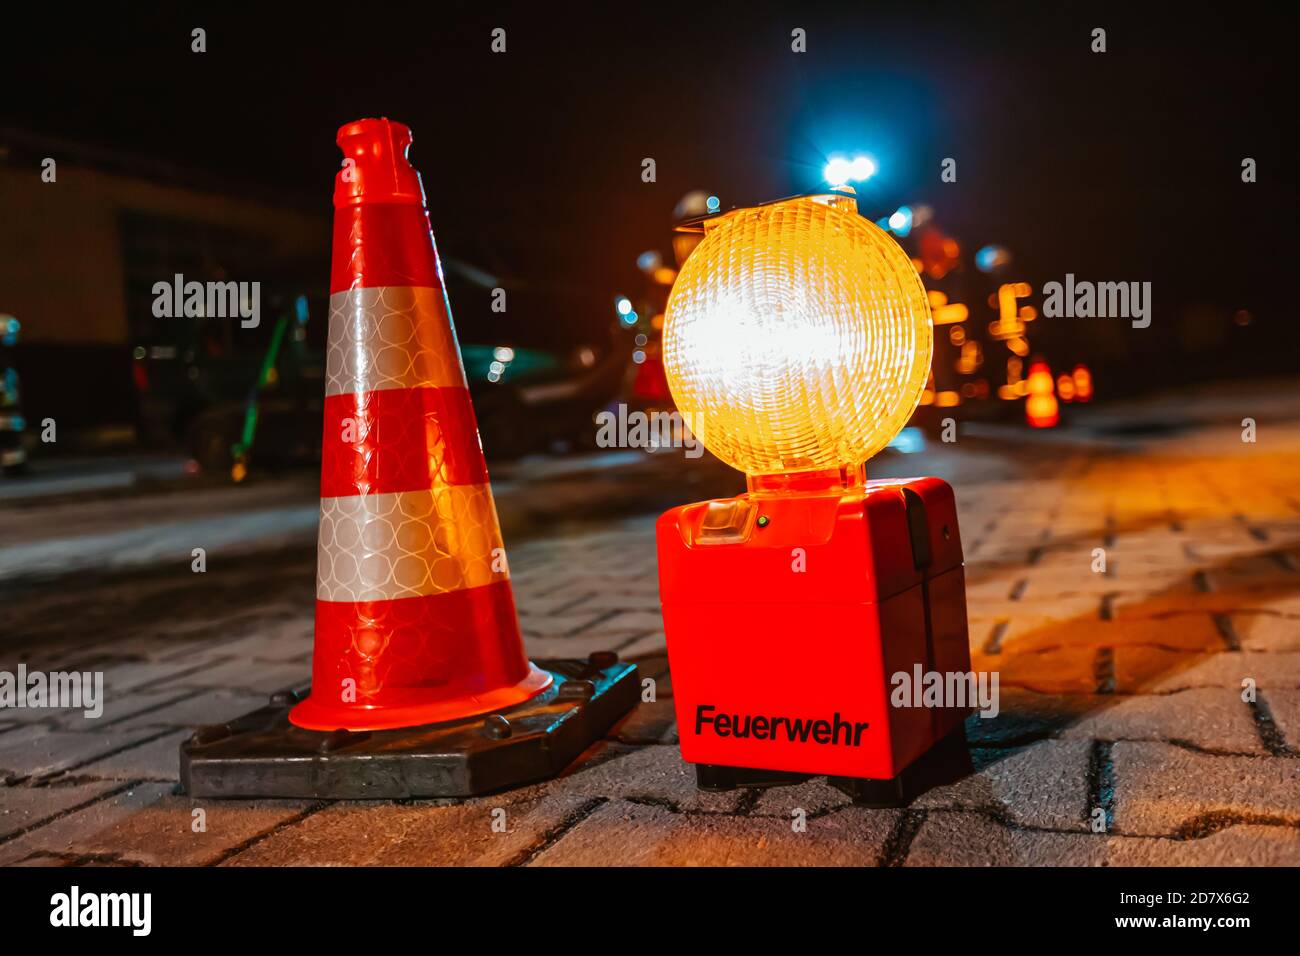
334 117 425 208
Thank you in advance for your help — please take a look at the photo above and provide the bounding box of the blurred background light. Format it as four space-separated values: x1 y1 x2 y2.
823 154 876 187
975 244 1012 273
823 156 853 186
636 250 663 273
887 426 926 454
849 155 876 180
887 205 913 236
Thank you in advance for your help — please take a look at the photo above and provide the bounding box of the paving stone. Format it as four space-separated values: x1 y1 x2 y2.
963 578 1030 603
1205 555 1300 592
573 594 663 613
749 778 853 818
552 575 663 592
1137 651 1300 692
614 633 669 659
912 739 1093 831
964 689 1095 745
906 810 1103 865
546 742 748 813
1250 595 1300 617
517 592 611 617
75 730 190 781
223 796 587 866
0 782 174 866
906 810 1300 866
987 626 1244 695
111 688 270 730
530 799 900 866
522 633 647 660
151 637 238 666
971 614 1058 653
519 611 626 638
1107 568 1200 591
1114 590 1279 618
966 594 1100 623
1018 570 1125 600
972 645 1098 695
589 610 667 633
1111 647 1215 692
168 659 308 695
1111 741 1300 836
186 626 314 666
469 795 608 866
47 687 191 731
3 387 1299 867
1234 613 1300 651
1263 688 1300 751
99 657 234 694
0 705 58 730
71 795 313 865
1109 825 1300 865
1059 689 1265 753
606 696 677 745
0 779 123 840
0 727 163 783
1007 614 1223 652
631 655 671 685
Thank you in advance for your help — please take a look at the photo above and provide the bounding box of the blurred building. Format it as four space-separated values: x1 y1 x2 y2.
0 128 326 447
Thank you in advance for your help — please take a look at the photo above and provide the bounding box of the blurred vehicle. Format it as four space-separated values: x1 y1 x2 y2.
132 261 631 475
184 296 323 475
445 259 633 460
0 315 27 475
134 287 324 475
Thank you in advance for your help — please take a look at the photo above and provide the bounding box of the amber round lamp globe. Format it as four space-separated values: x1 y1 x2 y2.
662 192 933 477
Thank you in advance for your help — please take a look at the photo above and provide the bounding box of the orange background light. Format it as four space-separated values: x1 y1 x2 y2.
662 190 933 476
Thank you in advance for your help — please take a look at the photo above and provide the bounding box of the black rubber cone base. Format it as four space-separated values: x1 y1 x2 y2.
180 656 639 799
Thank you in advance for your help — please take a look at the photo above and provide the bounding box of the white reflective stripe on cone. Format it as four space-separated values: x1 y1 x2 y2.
325 286 469 397
316 485 508 602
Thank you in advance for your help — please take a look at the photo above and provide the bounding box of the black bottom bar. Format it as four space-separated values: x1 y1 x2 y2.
827 725 971 807
692 725 971 808
695 764 813 791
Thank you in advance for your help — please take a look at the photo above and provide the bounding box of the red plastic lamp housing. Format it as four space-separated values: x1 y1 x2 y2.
655 191 973 799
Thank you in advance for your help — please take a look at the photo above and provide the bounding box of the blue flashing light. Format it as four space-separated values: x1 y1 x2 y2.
887 426 926 454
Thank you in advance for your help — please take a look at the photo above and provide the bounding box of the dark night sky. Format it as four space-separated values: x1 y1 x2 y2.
4 1 1295 368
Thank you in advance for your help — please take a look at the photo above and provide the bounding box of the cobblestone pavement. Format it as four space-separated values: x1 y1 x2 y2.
2 382 1299 866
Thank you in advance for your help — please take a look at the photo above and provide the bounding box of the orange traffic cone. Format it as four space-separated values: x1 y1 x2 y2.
179 119 637 799
288 117 550 732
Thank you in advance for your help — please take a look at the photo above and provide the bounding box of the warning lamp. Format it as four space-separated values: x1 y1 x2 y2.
656 188 973 806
